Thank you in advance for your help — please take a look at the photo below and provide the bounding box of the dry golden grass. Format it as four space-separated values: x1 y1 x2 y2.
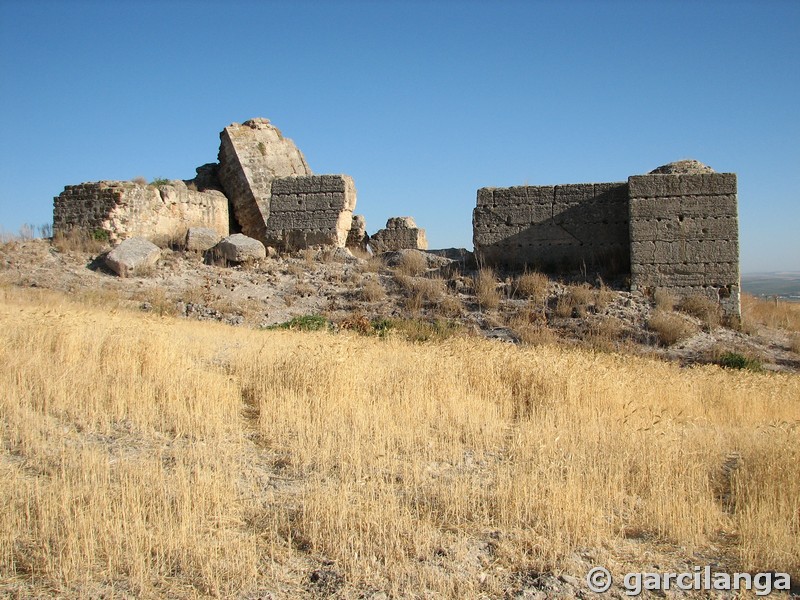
52 229 108 254
654 288 677 312
475 268 501 310
394 251 428 277
514 271 549 303
1 285 798 598
648 310 698 346
360 278 386 302
742 293 800 333
679 294 721 328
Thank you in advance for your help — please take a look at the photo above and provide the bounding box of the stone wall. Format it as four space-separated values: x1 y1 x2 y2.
267 175 356 249
369 217 428 252
53 181 229 245
473 183 629 273
217 118 312 242
346 215 368 251
628 173 740 316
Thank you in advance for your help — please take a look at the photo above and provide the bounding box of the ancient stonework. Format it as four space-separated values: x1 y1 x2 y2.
473 160 741 317
105 237 161 277
346 215 368 251
473 183 629 273
369 217 428 252
217 118 312 242
267 175 356 249
53 180 229 246
214 233 267 262
628 167 740 317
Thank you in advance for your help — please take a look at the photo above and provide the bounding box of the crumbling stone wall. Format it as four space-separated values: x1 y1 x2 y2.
473 183 629 273
473 161 741 317
369 217 428 252
346 215 368 251
53 181 229 245
217 118 312 242
628 172 740 316
267 175 356 249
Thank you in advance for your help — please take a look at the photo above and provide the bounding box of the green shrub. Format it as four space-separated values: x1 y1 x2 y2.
267 314 330 332
716 351 763 372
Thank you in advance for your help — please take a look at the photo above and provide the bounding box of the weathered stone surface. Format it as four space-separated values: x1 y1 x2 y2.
266 175 356 249
369 217 428 252
189 163 223 191
185 227 221 252
648 159 715 175
380 249 452 269
214 233 266 262
473 161 740 318
105 237 160 277
628 173 736 198
217 118 312 242
473 182 629 273
54 180 229 246
386 216 417 229
628 170 740 317
346 214 368 251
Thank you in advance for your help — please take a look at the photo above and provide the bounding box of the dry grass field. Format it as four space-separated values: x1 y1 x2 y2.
1 284 798 598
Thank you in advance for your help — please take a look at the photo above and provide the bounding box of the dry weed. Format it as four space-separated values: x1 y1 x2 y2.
648 310 698 346
514 271 549 303
741 293 800 332
594 285 615 310
586 316 623 350
360 254 385 273
654 288 677 312
475 268 501 310
679 294 721 328
437 295 464 318
360 278 386 302
52 229 108 254
395 251 428 277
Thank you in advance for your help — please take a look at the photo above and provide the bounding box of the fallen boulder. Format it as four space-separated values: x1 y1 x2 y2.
185 227 221 252
105 237 161 277
214 233 266 262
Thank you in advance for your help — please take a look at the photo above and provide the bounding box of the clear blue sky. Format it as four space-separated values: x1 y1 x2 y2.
1 0 797 273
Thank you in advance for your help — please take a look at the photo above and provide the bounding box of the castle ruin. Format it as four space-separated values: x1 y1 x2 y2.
474 160 741 317
53 118 364 253
53 121 741 318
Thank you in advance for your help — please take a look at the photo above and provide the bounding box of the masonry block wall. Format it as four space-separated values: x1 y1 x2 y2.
267 175 356 249
473 183 630 273
473 169 740 317
217 119 312 242
53 181 229 245
628 173 740 316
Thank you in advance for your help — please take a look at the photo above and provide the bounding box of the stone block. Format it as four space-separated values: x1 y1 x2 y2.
185 227 221 252
628 173 737 198
217 118 312 242
214 233 267 262
629 195 738 219
346 214 368 251
105 237 161 277
369 217 428 252
630 215 738 242
266 174 356 249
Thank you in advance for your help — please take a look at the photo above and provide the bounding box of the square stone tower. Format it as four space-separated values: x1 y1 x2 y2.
628 167 740 318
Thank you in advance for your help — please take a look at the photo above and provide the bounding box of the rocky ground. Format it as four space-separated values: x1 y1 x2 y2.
0 237 798 374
